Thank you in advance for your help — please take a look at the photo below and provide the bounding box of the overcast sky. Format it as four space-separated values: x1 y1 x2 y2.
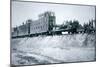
12 1 95 27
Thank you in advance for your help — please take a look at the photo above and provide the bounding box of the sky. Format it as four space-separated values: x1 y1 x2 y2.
11 1 96 27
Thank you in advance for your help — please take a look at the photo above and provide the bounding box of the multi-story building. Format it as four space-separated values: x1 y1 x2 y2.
12 11 56 37
30 11 56 34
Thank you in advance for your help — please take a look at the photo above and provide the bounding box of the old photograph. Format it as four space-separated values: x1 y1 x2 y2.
11 0 96 66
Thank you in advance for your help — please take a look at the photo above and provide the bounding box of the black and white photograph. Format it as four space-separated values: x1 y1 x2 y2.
11 0 96 66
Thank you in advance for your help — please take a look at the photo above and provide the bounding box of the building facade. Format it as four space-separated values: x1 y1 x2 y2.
12 11 56 37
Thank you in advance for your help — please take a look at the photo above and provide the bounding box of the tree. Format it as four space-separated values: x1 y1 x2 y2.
71 20 80 33
59 20 81 34
83 19 96 33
